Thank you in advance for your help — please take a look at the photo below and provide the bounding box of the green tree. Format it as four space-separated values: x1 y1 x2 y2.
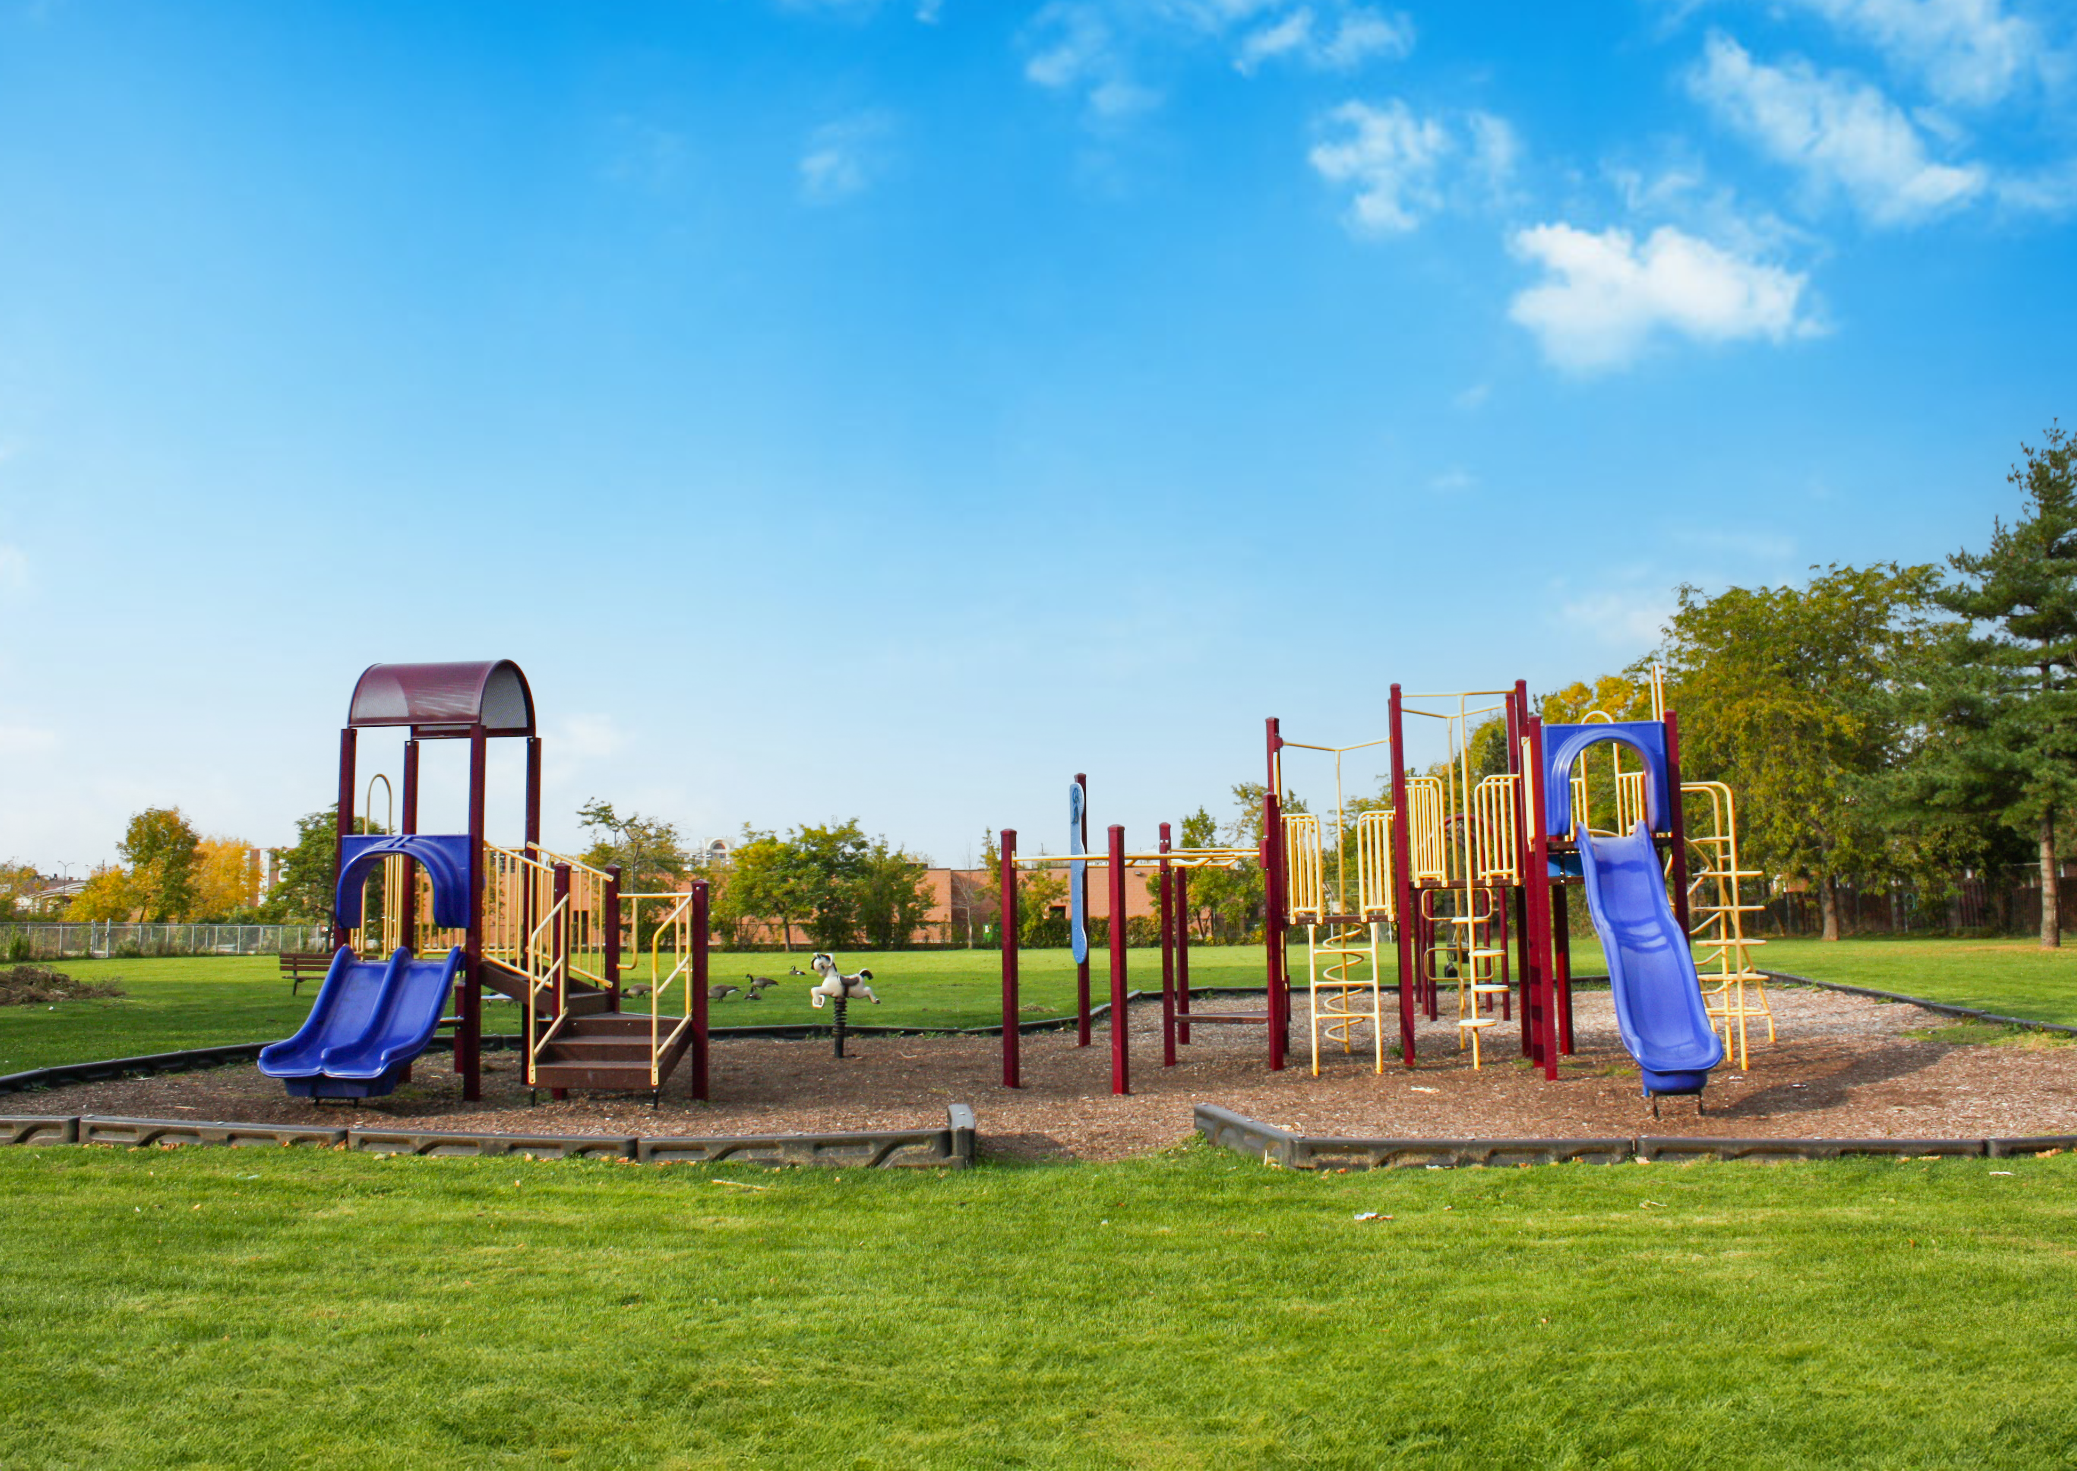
119 807 201 922
576 800 691 894
259 806 379 924
1656 563 1942 940
1903 423 2077 946
854 838 935 949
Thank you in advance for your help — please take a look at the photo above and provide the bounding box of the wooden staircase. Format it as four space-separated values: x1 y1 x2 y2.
481 956 615 1016
530 1011 696 1094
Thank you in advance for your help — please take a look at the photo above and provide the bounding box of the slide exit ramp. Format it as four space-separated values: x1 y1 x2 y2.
258 946 464 1099
1575 821 1724 1099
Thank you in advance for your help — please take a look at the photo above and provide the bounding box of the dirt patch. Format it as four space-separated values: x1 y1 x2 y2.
14 985 2077 1160
0 966 123 1006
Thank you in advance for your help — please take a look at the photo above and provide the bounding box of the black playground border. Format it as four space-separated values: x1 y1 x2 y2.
1193 1104 2076 1168
0 1103 976 1169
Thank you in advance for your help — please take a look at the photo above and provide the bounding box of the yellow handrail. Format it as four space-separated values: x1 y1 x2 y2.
523 894 570 1084
1283 814 1324 923
1356 808 1395 920
1407 776 1446 886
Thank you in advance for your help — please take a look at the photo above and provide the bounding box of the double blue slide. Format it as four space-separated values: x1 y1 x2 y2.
259 946 463 1098
1575 821 1724 1099
260 831 474 1099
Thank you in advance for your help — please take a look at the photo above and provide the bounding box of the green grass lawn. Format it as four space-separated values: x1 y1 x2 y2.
1758 936 2077 1026
2 1142 2073 1467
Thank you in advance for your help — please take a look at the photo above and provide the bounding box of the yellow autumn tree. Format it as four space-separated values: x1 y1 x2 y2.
189 838 258 920
68 866 144 922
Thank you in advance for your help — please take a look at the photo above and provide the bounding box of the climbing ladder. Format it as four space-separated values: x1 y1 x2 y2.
1683 781 1773 1068
1284 811 1388 1075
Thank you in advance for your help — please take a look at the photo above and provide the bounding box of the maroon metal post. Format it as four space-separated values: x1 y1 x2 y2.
1175 865 1193 1044
1264 717 1286 1072
690 879 710 1101
1107 823 1129 1096
1159 822 1176 1067
1525 715 1559 1080
1000 829 1020 1089
399 737 419 953
1388 685 1417 1066
1075 772 1091 1049
604 864 623 1011
462 723 487 1101
524 737 542 851
332 727 357 953
1665 710 1693 937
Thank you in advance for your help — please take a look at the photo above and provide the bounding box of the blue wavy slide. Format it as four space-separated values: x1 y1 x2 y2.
258 946 464 1099
1575 822 1724 1099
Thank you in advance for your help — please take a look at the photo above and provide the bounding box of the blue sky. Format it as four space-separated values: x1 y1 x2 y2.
2 0 2072 871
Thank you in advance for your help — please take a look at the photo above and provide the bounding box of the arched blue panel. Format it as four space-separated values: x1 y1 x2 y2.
1542 722 1671 837
336 834 474 930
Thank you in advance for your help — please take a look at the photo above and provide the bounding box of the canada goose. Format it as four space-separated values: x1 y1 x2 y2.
707 983 741 1002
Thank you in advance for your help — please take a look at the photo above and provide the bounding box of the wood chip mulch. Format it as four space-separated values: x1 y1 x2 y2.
14 986 2077 1161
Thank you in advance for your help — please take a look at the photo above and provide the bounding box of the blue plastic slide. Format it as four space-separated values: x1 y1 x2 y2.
1575 821 1725 1099
258 946 463 1099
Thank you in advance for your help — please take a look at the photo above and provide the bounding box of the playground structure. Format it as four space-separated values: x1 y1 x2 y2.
259 661 712 1103
1261 675 1771 1098
997 775 1259 1095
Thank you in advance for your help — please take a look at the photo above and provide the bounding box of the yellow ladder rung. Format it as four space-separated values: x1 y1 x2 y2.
1459 1017 1498 1030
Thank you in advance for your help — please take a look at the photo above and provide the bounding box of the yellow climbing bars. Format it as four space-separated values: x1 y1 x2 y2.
1283 813 1325 924
1685 780 1774 1069
1407 776 1446 886
1357 809 1395 920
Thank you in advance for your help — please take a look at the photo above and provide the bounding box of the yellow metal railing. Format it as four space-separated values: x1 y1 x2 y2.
1472 774 1520 885
1407 776 1446 886
1283 814 1325 923
1356 808 1395 920
1684 781 1773 1068
523 893 571 1085
626 889 697 1088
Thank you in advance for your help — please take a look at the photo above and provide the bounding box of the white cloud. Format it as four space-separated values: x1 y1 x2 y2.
1025 2 1411 119
1783 0 2041 106
1430 468 1477 493
0 544 28 596
799 113 892 203
1507 222 1813 373
1453 383 1490 409
1308 101 1519 233
1235 6 1414 74
1690 32 1985 224
1023 3 1161 119
1308 100 1448 232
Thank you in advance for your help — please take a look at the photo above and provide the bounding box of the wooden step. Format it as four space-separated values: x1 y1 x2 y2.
558 1013 688 1037
530 1062 658 1091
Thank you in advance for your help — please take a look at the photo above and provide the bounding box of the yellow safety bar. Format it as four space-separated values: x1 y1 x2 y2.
1356 808 1395 920
1407 776 1446 886
1283 814 1324 923
1472 773 1520 885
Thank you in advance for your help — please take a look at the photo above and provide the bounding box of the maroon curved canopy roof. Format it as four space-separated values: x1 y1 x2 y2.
346 661 536 738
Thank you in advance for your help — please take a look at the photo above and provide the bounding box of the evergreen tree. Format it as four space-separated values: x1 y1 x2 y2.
1914 422 2077 947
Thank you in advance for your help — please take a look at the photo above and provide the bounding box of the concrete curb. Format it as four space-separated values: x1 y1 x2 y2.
1191 1104 2067 1169
0 1103 976 1169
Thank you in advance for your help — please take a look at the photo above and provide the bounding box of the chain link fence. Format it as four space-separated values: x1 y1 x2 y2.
0 923 332 961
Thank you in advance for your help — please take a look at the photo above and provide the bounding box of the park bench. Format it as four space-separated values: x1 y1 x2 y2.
279 951 333 996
